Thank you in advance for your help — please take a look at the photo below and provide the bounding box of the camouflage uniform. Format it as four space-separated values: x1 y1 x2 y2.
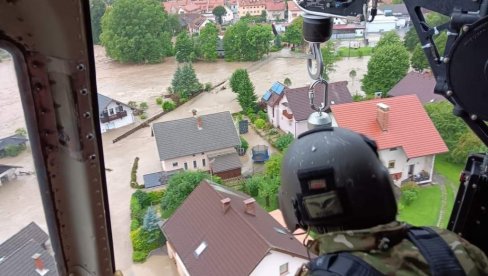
297 221 488 275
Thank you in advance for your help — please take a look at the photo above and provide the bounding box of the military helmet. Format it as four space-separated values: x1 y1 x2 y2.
279 127 397 233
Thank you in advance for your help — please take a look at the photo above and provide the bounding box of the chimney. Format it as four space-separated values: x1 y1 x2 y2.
197 116 203 130
192 109 197 117
243 198 256 216
221 198 231 214
32 253 49 276
376 103 390 131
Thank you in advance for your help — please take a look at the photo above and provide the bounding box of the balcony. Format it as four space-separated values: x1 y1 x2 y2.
100 110 127 123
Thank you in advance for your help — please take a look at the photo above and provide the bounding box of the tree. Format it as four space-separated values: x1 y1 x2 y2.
198 23 218 61
274 133 294 151
349 69 357 86
15 128 27 137
258 176 280 207
171 63 202 99
212 5 226 25
283 77 292 87
264 153 283 179
375 31 402 49
175 32 195 63
160 171 218 216
166 14 182 36
142 207 160 234
321 40 337 80
229 69 257 112
411 32 447 72
362 44 409 97
247 24 273 58
90 0 106 44
283 17 303 48
223 21 251 61
100 0 172 63
425 101 486 163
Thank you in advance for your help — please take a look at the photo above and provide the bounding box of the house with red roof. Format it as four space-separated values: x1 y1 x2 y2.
162 181 309 276
261 81 352 137
331 95 448 186
287 0 301 23
388 71 445 104
265 0 286 21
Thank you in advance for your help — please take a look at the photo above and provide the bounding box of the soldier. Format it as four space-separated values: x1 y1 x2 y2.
278 127 488 275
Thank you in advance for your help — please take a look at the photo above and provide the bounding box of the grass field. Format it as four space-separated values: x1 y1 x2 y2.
398 185 441 226
336 46 374 58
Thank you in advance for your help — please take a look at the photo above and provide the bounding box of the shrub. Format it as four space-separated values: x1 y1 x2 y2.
275 133 294 151
236 113 243 122
257 110 267 121
240 136 249 152
130 219 140 231
132 251 147 263
245 177 260 197
255 118 266 129
401 181 419 206
15 128 27 137
4 144 25 157
147 190 165 205
134 189 150 208
204 82 213 91
248 113 257 123
155 97 163 105
140 113 147 120
139 102 148 111
268 129 279 136
130 157 140 188
130 197 144 223
162 101 176 112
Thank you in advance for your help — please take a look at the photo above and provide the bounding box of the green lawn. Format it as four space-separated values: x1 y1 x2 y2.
398 185 441 226
337 46 374 58
256 195 279 212
434 154 463 227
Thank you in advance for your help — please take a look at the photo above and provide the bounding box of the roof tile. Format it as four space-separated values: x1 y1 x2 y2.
388 71 444 103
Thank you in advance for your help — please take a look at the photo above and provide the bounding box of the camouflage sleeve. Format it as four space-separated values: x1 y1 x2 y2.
460 238 488 275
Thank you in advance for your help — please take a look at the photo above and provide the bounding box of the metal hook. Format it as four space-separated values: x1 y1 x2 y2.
307 43 324 80
309 78 329 113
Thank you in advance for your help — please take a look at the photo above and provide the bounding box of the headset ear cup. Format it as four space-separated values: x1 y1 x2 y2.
359 134 379 158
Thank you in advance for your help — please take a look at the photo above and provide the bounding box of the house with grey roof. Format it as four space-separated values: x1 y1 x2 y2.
388 71 444 104
151 111 242 179
262 81 352 137
97 93 135 133
162 180 309 276
0 222 57 276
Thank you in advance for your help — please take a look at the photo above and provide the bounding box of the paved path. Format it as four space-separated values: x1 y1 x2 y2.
433 173 448 227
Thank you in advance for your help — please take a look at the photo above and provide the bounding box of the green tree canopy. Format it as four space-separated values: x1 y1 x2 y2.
100 0 172 63
160 171 218 216
425 101 486 163
320 40 337 80
229 69 257 112
166 14 182 36
171 63 202 99
212 6 227 24
246 24 274 59
223 21 271 61
283 77 292 87
283 17 303 47
175 32 195 63
410 32 447 72
198 23 218 61
404 12 450 51
362 44 409 96
375 31 402 49
90 0 106 44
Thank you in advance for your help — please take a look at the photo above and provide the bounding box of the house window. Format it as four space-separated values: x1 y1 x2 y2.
202 159 206 167
172 162 178 167
389 147 398 151
193 160 197 168
109 108 115 115
117 105 123 112
388 160 395 169
184 162 188 170
279 263 289 275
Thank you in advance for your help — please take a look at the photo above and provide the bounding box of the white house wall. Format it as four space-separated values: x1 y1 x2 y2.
250 250 307 276
167 241 190 276
99 101 135 133
378 147 435 186
161 147 237 172
366 17 397 33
